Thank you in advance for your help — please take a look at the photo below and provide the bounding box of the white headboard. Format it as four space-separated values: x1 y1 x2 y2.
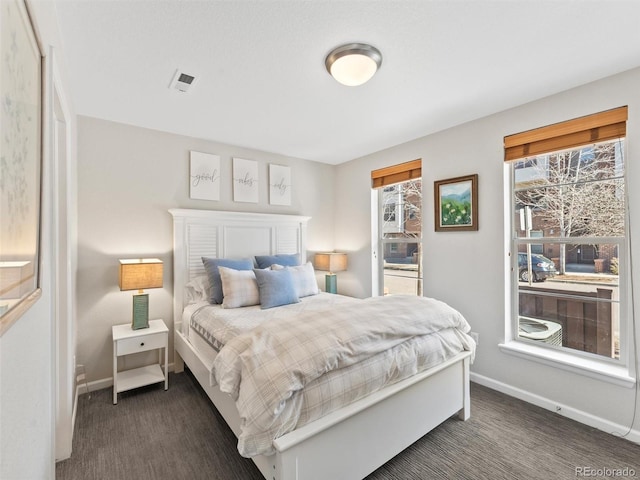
169 209 311 326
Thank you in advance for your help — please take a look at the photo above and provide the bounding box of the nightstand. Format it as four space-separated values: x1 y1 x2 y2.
112 319 168 404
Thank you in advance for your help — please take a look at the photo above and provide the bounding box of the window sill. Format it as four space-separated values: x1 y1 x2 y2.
498 341 636 388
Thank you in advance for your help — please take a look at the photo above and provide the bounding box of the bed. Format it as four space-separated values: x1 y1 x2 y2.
169 208 474 480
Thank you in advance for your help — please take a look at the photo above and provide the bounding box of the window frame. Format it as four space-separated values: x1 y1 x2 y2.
372 159 423 298
501 108 634 386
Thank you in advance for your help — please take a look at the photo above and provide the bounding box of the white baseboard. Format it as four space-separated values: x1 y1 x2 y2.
82 362 176 394
470 372 640 445
55 384 81 463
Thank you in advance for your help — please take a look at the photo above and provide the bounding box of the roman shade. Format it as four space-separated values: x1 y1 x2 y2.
371 159 421 188
504 106 627 162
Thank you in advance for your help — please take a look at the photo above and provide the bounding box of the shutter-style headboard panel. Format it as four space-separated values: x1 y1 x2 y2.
187 224 218 281
169 209 311 326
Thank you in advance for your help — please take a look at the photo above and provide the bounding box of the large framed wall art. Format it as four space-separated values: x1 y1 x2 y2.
0 0 43 335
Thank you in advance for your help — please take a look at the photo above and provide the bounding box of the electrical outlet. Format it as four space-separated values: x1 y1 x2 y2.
470 332 480 345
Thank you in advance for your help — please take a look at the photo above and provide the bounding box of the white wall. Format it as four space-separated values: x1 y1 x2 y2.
335 67 640 439
76 116 336 384
0 0 77 477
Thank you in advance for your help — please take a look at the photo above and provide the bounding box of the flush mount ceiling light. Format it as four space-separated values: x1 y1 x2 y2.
325 43 382 86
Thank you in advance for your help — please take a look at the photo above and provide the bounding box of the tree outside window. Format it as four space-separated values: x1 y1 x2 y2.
515 141 624 275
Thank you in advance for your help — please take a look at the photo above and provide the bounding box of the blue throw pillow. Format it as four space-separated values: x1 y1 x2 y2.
253 268 300 309
202 257 253 304
254 254 300 269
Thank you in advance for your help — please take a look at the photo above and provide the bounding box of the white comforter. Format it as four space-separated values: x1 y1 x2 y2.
212 295 475 457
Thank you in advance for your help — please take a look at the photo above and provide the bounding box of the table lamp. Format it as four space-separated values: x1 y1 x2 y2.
314 252 347 294
118 258 163 329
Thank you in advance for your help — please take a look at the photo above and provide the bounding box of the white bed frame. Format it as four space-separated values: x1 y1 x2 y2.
169 208 472 480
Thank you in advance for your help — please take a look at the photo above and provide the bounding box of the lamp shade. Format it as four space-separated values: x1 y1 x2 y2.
314 253 348 274
118 259 163 291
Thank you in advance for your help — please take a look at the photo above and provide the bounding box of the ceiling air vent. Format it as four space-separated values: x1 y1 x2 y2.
169 69 197 93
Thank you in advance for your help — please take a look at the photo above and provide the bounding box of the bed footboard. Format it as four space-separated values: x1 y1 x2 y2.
176 326 470 480
272 352 471 480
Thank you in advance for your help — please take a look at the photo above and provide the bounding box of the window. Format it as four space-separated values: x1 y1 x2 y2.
372 160 422 296
505 107 628 366
383 203 396 222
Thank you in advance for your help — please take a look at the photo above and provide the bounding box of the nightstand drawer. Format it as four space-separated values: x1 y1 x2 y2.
116 332 166 356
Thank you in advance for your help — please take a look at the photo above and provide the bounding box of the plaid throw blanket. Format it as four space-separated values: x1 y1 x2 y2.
212 294 474 457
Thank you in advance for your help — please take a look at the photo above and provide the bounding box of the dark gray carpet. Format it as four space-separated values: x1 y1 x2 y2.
56 370 639 480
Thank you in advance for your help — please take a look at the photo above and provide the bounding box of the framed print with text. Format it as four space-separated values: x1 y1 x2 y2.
190 151 220 201
269 164 291 206
233 158 259 203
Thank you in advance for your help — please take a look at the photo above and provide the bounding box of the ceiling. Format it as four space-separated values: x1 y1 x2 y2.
54 1 640 165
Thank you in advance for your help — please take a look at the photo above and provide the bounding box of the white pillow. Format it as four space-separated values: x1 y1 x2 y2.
272 262 319 298
218 266 260 309
184 275 211 304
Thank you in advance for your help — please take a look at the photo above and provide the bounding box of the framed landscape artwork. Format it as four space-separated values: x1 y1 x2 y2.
0 0 43 335
434 174 478 232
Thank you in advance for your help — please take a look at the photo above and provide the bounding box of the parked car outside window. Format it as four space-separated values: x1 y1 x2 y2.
518 253 557 282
